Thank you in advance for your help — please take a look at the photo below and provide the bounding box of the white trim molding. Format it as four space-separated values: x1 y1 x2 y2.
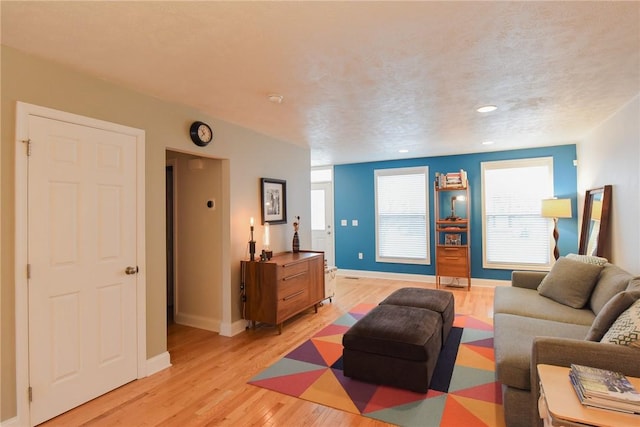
336 269 509 287
146 352 172 376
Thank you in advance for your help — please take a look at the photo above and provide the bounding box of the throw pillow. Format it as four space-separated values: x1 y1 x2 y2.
537 257 603 308
627 277 640 292
585 290 640 341
566 253 608 267
601 299 640 348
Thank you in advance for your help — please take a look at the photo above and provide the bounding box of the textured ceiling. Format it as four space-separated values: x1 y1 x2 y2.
2 1 639 166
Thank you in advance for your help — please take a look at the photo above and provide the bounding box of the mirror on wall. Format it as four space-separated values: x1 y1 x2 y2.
578 185 612 259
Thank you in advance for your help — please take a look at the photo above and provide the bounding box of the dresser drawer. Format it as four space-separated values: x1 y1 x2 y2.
278 270 308 298
437 264 469 278
279 260 308 279
437 246 467 259
278 287 310 320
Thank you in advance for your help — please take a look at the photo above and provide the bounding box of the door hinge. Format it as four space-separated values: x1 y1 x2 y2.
27 264 31 279
22 139 32 156
28 386 33 402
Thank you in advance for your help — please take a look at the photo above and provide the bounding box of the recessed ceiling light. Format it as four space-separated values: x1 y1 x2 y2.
398 149 409 153
477 105 497 113
268 94 284 104
482 140 495 145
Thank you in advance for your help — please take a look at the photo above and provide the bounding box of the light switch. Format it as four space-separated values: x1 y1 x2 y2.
352 219 358 226
341 219 347 226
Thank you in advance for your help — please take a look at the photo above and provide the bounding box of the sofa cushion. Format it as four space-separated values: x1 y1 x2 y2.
537 257 603 308
494 313 590 390
495 286 595 325
585 290 640 341
589 264 634 315
601 299 640 348
566 253 608 266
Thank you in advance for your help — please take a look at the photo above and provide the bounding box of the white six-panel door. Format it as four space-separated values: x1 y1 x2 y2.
26 115 139 425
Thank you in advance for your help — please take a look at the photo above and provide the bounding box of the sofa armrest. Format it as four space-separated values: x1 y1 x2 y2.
511 271 547 290
530 337 640 427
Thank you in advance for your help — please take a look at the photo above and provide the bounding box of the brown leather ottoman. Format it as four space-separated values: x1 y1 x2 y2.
379 287 455 345
342 304 442 393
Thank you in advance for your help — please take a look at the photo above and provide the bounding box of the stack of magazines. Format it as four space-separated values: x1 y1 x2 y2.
569 364 640 414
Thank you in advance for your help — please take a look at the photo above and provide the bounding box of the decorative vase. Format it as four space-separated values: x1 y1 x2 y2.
292 231 300 253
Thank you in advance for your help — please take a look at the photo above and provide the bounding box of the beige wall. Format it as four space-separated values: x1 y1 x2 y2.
577 94 640 274
1 46 311 421
167 152 224 330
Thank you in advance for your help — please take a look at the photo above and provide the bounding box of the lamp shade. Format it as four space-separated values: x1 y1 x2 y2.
541 198 572 218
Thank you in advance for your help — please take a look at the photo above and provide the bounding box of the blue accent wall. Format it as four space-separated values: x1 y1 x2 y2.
334 145 578 280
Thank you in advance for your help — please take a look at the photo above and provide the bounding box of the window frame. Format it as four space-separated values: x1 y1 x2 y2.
481 157 554 270
374 166 430 265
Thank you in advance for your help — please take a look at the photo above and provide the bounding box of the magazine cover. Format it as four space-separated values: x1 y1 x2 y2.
571 364 640 403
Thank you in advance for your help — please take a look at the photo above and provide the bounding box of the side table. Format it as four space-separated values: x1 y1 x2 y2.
537 364 640 427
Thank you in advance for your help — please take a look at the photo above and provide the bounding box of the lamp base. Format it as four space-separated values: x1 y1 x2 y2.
552 218 560 260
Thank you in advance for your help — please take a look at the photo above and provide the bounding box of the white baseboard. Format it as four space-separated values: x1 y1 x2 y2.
336 269 509 287
174 312 220 332
146 351 171 376
0 416 18 427
219 319 250 337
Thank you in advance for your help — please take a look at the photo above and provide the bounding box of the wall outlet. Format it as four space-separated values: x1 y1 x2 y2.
358 252 363 259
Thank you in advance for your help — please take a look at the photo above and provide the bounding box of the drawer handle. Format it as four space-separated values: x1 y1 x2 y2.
283 271 306 281
445 257 460 260
283 290 304 301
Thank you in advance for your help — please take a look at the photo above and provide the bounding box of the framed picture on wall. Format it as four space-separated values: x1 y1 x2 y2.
261 178 287 224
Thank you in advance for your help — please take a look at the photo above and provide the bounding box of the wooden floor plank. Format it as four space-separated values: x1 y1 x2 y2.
41 277 497 426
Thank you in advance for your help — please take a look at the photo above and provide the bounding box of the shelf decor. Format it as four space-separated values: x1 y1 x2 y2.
434 171 471 290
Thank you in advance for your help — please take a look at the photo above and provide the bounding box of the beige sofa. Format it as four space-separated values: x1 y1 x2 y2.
493 257 640 427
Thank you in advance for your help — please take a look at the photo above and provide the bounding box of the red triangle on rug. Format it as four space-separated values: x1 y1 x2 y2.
250 368 327 397
465 342 495 362
349 303 377 314
440 395 487 427
313 323 350 338
363 385 442 413
461 316 494 331
311 338 344 366
450 381 503 404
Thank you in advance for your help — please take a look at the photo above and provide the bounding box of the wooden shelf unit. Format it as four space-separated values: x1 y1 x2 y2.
434 181 471 290
241 251 325 334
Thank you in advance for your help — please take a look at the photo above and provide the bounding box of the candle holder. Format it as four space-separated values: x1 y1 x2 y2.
249 218 256 261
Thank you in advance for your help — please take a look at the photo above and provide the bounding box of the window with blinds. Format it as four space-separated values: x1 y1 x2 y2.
481 158 554 270
375 166 430 264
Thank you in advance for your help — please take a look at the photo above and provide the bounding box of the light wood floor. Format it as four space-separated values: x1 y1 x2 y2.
42 277 497 426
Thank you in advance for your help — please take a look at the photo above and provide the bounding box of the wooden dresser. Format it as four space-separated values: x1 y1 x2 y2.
241 251 325 333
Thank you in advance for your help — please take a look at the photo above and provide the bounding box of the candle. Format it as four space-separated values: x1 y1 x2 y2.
250 217 254 227
263 223 270 248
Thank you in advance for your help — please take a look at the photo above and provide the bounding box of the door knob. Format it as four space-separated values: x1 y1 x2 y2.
125 266 138 275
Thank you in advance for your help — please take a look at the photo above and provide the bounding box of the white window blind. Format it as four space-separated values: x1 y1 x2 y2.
482 158 554 269
375 167 429 264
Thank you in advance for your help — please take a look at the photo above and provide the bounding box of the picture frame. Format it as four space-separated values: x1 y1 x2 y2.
261 178 287 224
445 233 461 245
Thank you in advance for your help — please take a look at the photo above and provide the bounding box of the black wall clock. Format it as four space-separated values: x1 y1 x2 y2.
189 121 213 147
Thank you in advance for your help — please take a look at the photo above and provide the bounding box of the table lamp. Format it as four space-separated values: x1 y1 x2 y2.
541 198 572 260
447 195 466 220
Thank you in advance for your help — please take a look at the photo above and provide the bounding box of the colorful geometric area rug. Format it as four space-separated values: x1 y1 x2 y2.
249 303 504 427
